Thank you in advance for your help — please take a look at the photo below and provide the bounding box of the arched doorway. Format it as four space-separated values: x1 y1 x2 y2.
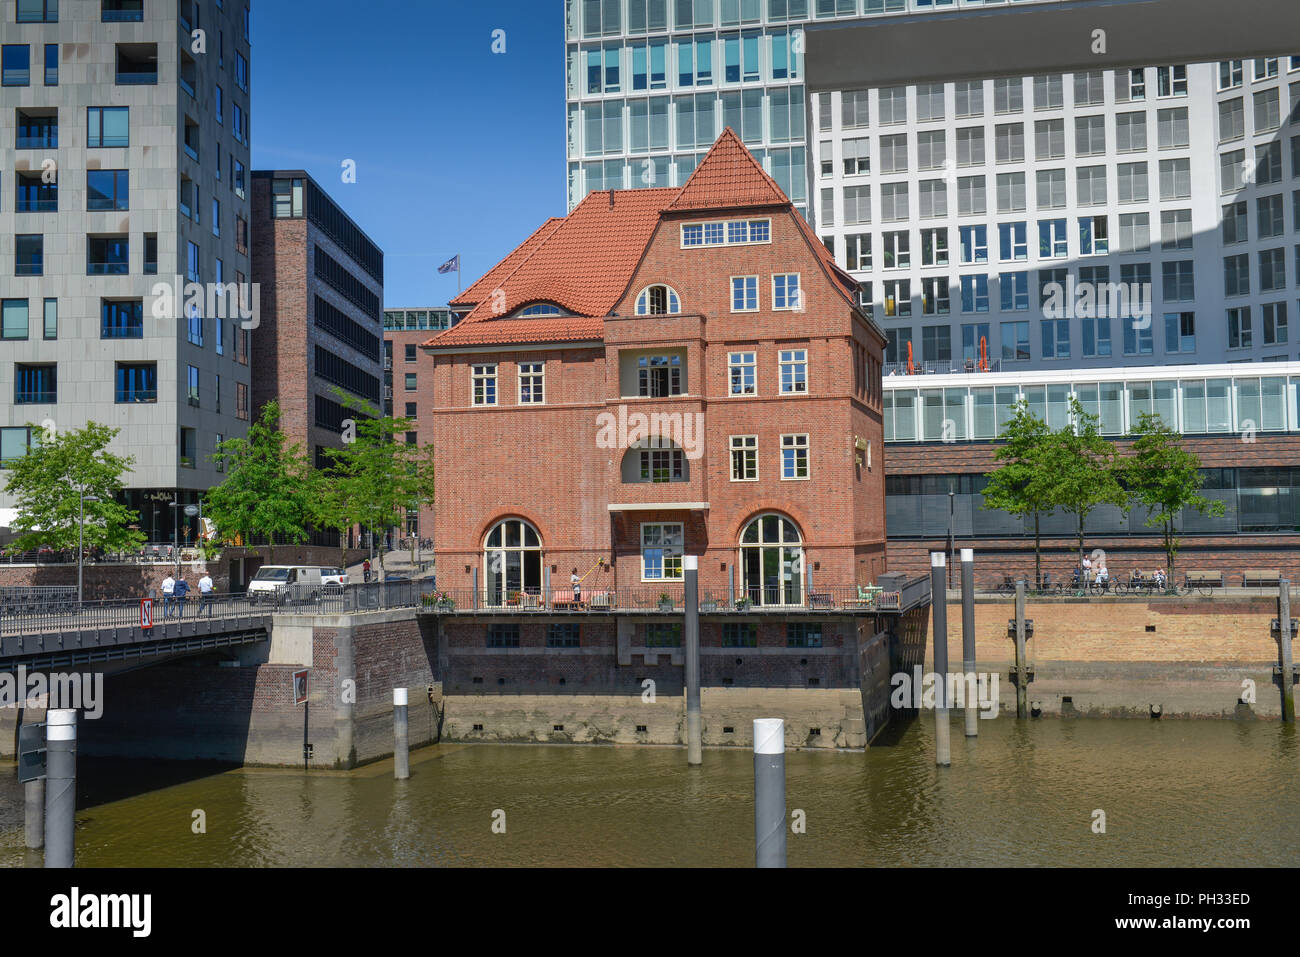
739 514 803 607
484 518 542 605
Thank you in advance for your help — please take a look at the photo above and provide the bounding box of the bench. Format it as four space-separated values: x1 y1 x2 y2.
1185 570 1224 588
1243 569 1283 587
550 589 613 610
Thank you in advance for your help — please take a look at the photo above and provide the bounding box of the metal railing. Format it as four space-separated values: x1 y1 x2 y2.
884 359 1003 377
406 584 901 615
0 592 260 637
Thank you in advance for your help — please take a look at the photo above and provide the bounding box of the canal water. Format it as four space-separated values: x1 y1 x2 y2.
1 717 1297 867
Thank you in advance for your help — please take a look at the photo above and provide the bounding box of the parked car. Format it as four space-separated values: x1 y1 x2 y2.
321 568 349 586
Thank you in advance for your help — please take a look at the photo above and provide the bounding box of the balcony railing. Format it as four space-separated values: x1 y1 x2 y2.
15 392 56 405
885 359 1003 377
116 390 157 403
17 135 56 150
17 199 57 213
116 70 157 85
88 261 129 276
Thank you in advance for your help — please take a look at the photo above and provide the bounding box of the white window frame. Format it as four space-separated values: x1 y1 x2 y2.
635 284 682 316
728 351 757 395
779 349 808 394
780 434 810 481
730 275 758 313
518 362 545 404
730 435 758 482
472 364 498 407
680 218 772 248
772 273 801 311
640 522 684 582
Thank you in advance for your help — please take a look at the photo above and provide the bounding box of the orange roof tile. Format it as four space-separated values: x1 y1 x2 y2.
667 127 789 212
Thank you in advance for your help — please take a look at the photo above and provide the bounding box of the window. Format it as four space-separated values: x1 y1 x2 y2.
87 235 129 275
2 300 29 341
956 176 985 216
1039 219 1068 258
115 362 156 403
271 177 305 218
87 170 129 211
115 42 157 85
472 365 497 406
723 622 758 648
1227 306 1253 349
960 275 989 313
1118 213 1150 253
1257 142 1283 185
919 179 948 219
1258 193 1286 239
15 235 43 276
779 349 807 393
17 171 56 212
739 514 803 607
922 277 950 315
1041 319 1070 359
921 228 948 266
235 51 248 91
880 134 907 173
1161 209 1192 250
1219 98 1245 142
841 89 870 129
16 110 57 150
1225 253 1251 297
1262 302 1288 345
781 435 809 480
1117 162 1148 204
882 231 910 269
636 444 686 483
994 77 1024 114
1163 261 1195 302
1164 312 1195 354
1035 119 1065 159
882 182 909 220
843 185 871 225
187 307 204 347
1033 74 1063 110
956 126 984 167
15 364 56 405
996 224 1027 265
845 233 871 271
1001 321 1030 361
883 279 911 317
1118 67 1146 102
917 130 946 170
2 45 31 86
639 355 682 397
772 274 801 310
730 435 758 481
1115 112 1146 153
186 365 200 407
18 0 57 22
1037 169 1066 209
960 225 987 264
487 625 520 649
729 351 756 395
916 83 945 122
484 518 542 602
519 303 562 317
519 363 544 404
995 123 1025 164
1156 107 1189 149
878 86 907 125
954 81 983 118
1255 88 1282 133
1075 115 1106 156
1223 201 1249 244
731 276 758 312
681 218 769 247
1080 216 1109 255
404 373 417 392
1081 316 1112 358
548 624 580 649
1159 158 1191 199
1260 248 1287 292
1219 60 1244 90
42 298 56 340
921 325 951 363
1001 272 1029 312
635 284 681 315
1156 65 1187 97
641 523 684 581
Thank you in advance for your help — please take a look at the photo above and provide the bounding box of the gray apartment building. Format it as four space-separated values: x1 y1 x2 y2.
0 0 254 543
250 171 384 477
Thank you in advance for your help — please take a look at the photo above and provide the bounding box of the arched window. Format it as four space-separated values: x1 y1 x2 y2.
635 285 681 316
620 439 689 484
739 514 803 607
518 303 562 317
484 518 542 604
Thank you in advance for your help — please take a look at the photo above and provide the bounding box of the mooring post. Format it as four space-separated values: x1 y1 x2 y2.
961 548 978 737
25 778 44 850
1014 581 1029 720
930 552 950 767
472 567 479 611
753 718 786 868
1279 581 1294 723
684 555 702 766
394 688 410 779
44 710 76 869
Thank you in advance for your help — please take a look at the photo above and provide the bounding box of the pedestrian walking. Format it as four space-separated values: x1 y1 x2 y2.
198 572 214 617
161 574 176 619
172 577 190 618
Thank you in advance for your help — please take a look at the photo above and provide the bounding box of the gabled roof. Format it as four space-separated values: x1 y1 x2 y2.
426 129 861 350
666 127 789 212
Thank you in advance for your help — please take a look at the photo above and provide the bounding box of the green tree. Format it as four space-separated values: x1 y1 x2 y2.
322 390 435 580
1042 397 1127 577
1122 411 1225 583
981 399 1055 587
3 422 145 556
205 401 314 564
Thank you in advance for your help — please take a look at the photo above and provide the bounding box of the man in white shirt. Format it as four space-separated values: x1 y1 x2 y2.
161 574 176 619
198 572 214 617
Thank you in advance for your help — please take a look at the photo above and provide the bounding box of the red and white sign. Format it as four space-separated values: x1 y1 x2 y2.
293 669 309 706
140 598 153 630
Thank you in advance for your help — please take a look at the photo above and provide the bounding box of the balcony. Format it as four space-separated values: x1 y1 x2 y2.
885 359 1004 377
115 390 157 404
115 43 157 85
102 0 144 22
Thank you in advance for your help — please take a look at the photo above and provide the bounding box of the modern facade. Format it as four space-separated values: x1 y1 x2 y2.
383 306 455 538
429 130 888 616
883 363 1300 580
0 0 254 543
250 170 384 473
812 55 1300 370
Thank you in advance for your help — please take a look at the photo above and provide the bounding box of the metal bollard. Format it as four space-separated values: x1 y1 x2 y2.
753 718 786 868
961 549 978 737
393 688 410 780
44 710 76 869
931 553 951 767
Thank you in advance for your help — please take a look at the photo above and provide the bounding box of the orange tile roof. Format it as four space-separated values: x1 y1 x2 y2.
426 129 861 350
667 127 789 212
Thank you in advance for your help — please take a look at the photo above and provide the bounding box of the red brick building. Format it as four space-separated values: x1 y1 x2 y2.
426 131 888 606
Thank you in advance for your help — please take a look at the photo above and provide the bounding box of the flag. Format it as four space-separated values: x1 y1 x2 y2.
438 255 460 275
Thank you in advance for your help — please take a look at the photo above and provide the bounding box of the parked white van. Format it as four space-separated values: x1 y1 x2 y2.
247 566 325 605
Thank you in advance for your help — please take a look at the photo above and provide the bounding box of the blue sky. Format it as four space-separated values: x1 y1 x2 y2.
251 0 563 308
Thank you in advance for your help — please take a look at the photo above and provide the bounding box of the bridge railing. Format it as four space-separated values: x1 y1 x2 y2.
0 592 260 636
400 584 898 615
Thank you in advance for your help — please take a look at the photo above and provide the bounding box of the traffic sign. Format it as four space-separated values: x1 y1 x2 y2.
293 669 309 705
18 723 45 784
140 598 153 630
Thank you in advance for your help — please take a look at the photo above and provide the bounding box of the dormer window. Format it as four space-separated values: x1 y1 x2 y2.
635 285 681 316
518 303 562 317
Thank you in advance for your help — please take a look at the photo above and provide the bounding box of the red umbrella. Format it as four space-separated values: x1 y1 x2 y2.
907 340 915 375
979 335 988 372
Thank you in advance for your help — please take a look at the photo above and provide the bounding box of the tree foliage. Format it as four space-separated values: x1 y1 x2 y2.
3 422 145 556
980 399 1055 586
1041 397 1128 574
205 401 314 562
1122 411 1225 580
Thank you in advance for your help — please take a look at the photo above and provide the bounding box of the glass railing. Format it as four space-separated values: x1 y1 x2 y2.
115 390 157 403
116 71 157 85
88 261 129 275
15 392 57 405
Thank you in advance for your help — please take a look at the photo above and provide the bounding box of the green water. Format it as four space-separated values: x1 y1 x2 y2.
2 717 1297 867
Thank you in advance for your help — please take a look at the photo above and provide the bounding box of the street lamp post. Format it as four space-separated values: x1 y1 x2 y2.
169 500 182 575
947 490 956 590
